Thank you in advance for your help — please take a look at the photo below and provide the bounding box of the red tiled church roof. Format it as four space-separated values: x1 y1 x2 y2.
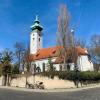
29 46 88 61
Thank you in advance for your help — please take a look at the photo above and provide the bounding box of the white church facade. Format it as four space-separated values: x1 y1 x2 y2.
29 16 94 72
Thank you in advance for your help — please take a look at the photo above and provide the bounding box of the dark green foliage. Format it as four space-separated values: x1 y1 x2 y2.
59 71 100 82
42 63 45 72
12 64 19 74
34 64 36 73
36 66 41 73
2 65 12 75
0 49 13 86
39 71 100 82
59 65 63 71
79 71 100 81
48 58 54 72
0 49 13 75
40 71 59 79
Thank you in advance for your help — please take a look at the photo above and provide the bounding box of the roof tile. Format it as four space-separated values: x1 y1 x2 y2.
29 46 88 61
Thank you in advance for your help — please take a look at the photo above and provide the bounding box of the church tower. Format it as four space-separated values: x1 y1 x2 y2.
30 16 43 54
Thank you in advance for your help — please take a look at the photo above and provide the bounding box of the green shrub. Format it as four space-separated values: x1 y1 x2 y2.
39 71 100 82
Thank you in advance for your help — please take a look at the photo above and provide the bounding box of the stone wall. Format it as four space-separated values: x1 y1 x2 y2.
0 76 4 86
10 75 76 89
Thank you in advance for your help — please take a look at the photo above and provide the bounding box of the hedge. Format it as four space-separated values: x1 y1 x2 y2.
39 71 100 82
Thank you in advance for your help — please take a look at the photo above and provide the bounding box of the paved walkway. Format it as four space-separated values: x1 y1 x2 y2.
0 84 100 93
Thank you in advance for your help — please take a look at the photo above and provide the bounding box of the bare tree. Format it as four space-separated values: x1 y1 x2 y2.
89 34 100 71
57 5 70 70
24 45 31 72
14 42 25 72
70 29 78 67
57 5 77 70
75 38 87 48
23 45 31 87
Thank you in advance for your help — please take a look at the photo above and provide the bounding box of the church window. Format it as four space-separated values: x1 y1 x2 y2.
39 38 40 41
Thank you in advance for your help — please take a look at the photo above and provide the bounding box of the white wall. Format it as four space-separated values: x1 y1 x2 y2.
31 55 94 72
31 57 57 72
77 55 94 71
30 30 42 54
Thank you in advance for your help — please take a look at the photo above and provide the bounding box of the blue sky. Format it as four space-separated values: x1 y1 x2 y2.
0 0 100 51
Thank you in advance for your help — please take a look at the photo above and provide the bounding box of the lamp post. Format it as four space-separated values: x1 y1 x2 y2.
71 28 79 88
75 65 79 88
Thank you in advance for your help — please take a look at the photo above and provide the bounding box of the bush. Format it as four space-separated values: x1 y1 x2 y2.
39 71 59 79
12 64 19 74
39 71 100 82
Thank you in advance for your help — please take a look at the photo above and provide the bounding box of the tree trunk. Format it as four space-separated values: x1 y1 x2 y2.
4 74 7 86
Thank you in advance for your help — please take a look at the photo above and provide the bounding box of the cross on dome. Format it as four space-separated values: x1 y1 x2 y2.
30 15 43 31
35 15 39 22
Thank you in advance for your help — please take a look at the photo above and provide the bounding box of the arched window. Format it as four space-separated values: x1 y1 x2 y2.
39 38 40 42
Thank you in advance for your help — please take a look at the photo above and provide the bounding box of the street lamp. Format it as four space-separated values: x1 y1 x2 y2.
71 28 79 88
75 65 79 88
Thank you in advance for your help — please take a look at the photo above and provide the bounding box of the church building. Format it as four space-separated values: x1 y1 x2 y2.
29 16 94 72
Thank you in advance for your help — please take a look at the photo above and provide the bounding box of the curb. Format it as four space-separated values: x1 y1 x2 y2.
0 84 100 93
